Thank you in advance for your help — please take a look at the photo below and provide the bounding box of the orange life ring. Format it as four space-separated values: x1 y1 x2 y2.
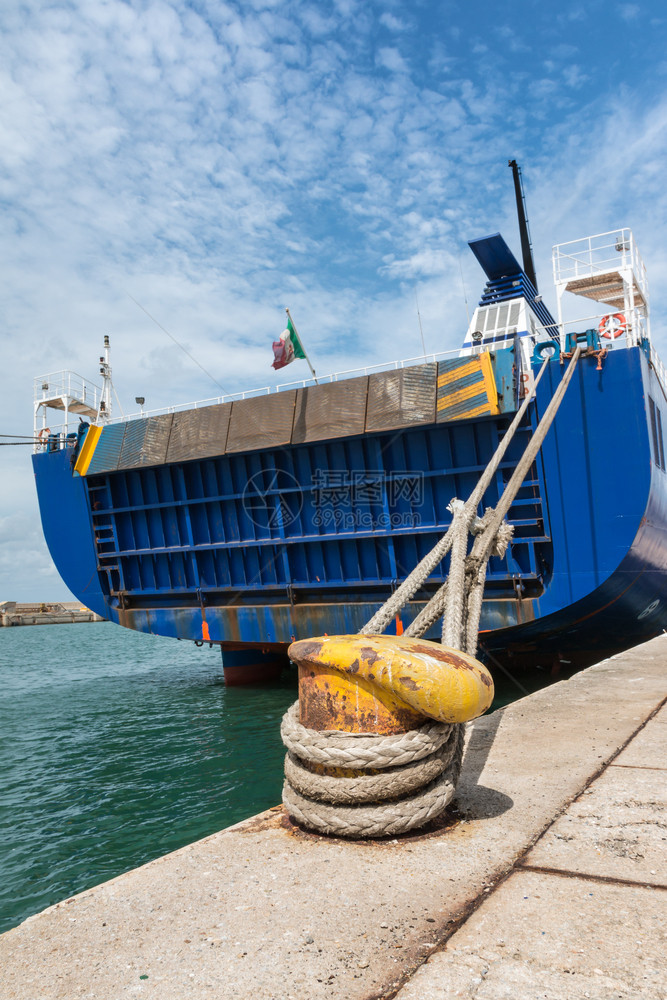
599 313 626 339
37 427 51 442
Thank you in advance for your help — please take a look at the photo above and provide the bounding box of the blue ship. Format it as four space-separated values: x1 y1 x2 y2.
32 223 667 682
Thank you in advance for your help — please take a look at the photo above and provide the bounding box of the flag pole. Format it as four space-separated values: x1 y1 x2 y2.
285 307 318 383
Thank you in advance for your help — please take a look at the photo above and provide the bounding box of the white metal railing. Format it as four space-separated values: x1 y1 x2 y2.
552 228 648 302
33 371 103 409
33 371 104 452
554 310 648 345
509 308 648 353
33 424 75 450
111 347 465 424
34 323 665 452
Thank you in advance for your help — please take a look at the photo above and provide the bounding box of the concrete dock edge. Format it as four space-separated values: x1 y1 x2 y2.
1 636 665 999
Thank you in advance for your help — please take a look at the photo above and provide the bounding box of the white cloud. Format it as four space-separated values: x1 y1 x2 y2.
562 65 587 88
376 47 410 74
618 3 640 20
1 0 667 599
379 12 408 32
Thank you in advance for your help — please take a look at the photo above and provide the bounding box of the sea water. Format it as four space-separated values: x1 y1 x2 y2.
0 620 561 934
0 622 296 934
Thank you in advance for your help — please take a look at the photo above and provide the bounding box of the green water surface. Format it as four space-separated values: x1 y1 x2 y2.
0 620 561 934
0 622 297 933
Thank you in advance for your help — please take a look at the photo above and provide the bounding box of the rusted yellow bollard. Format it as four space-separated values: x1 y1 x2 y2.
295 633 494 729
281 634 494 838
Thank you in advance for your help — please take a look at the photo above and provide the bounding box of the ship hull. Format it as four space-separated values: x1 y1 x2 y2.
33 346 667 675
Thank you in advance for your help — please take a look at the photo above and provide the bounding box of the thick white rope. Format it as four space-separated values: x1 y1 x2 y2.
283 726 465 838
361 355 551 637
450 346 581 654
404 348 582 648
284 725 460 804
281 702 452 768
442 500 468 648
282 351 580 837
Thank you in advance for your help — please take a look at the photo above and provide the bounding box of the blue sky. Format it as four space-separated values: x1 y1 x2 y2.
1 0 667 600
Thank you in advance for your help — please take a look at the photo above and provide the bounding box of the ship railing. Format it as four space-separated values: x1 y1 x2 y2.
546 310 648 349
31 422 76 453
106 316 652 428
552 229 648 304
33 371 104 452
552 228 648 302
109 347 467 424
33 370 102 409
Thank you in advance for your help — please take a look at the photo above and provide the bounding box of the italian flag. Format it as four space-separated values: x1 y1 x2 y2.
272 316 306 370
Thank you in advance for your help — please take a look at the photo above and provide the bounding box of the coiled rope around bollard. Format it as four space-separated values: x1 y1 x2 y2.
282 703 464 837
281 349 582 837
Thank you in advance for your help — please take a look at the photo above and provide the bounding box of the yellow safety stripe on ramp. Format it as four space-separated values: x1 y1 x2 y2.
436 353 500 422
479 351 500 414
436 358 481 388
73 425 103 477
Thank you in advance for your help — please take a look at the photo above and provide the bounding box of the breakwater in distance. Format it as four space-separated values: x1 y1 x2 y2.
0 621 574 934
0 601 105 626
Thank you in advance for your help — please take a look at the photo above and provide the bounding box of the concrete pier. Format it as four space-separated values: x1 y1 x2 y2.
0 601 105 626
1 636 665 999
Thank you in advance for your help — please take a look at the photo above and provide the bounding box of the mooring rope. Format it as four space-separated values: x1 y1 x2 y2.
281 702 453 767
284 738 456 804
360 353 553 637
282 349 582 837
282 725 465 838
406 346 583 652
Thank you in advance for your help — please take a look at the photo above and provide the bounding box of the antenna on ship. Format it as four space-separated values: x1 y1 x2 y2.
508 159 538 291
414 287 427 355
98 335 113 423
